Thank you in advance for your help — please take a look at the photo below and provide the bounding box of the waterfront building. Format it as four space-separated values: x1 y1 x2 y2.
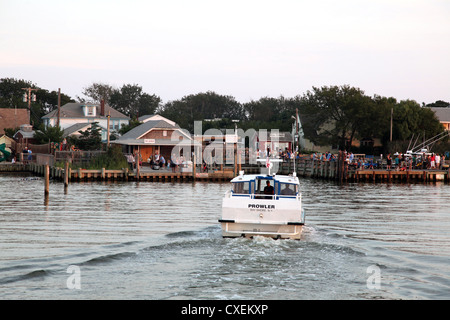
0 108 29 135
41 102 130 142
112 117 198 164
0 134 15 157
13 124 37 145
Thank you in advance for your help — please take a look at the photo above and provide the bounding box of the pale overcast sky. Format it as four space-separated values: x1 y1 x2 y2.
1 0 449 104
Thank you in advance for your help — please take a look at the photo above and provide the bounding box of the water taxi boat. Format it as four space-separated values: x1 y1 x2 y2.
219 162 305 240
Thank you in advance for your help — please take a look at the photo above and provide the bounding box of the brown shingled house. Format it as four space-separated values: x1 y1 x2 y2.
0 108 29 135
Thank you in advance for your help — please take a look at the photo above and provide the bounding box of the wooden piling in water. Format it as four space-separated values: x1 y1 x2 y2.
44 164 49 196
64 161 69 187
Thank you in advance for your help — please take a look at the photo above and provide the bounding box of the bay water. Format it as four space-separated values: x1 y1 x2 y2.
0 173 449 300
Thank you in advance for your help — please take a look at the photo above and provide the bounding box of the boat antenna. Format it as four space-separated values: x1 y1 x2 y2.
266 157 272 176
407 133 414 152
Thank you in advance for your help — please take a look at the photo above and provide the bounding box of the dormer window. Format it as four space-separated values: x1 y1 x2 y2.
83 105 96 117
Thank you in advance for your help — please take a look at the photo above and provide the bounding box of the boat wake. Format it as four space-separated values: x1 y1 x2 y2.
0 223 371 299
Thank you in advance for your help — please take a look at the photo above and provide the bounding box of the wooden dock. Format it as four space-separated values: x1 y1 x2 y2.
278 158 450 183
1 158 449 183
0 162 235 182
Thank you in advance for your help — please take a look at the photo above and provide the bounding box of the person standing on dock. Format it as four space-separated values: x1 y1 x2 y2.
430 154 435 169
387 153 392 170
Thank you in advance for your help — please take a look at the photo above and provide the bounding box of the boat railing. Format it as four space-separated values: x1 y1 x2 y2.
226 190 301 201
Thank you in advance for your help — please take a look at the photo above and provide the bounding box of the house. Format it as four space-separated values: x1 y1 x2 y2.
429 107 450 131
112 118 198 164
0 134 15 160
42 102 130 141
13 124 36 144
0 108 29 135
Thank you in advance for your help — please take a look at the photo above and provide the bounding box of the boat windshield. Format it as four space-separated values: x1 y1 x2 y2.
232 182 251 194
279 183 297 196
232 178 298 198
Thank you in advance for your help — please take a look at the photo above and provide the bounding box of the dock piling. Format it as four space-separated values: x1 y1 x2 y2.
44 164 50 196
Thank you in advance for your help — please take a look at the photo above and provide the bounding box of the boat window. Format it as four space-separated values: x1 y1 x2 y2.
255 179 274 193
232 182 250 194
279 183 297 196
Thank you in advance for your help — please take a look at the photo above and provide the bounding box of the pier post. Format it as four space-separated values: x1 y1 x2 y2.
64 161 69 187
338 151 345 183
135 153 140 181
123 167 128 181
193 153 196 181
44 164 50 196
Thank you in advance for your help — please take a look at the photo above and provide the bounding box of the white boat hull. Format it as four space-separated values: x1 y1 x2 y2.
220 195 305 240
220 220 303 240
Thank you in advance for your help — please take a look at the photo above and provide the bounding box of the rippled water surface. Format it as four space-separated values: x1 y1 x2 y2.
0 173 449 299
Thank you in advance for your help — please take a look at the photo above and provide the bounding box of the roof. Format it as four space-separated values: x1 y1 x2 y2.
13 128 35 139
112 120 198 146
138 114 176 126
62 123 107 138
0 134 15 145
230 173 299 184
120 120 181 140
42 103 130 120
0 108 29 134
429 107 450 122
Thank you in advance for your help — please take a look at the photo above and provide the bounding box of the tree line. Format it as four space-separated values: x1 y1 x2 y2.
1 78 449 154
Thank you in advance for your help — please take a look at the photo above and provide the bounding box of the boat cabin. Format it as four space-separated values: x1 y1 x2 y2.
230 174 299 199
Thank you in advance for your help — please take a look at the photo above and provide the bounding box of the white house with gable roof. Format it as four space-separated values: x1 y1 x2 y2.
42 102 130 141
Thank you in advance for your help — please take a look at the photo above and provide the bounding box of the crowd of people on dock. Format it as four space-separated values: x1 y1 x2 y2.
127 152 193 173
125 146 448 173
386 152 447 171
257 147 448 171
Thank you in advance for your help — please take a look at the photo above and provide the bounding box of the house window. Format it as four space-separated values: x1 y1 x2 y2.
163 130 168 137
83 105 96 116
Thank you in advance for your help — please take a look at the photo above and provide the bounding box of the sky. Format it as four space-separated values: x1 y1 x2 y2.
1 0 449 105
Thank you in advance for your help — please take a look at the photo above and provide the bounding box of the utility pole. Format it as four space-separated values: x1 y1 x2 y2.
22 87 38 125
107 111 111 148
57 88 61 128
296 108 299 152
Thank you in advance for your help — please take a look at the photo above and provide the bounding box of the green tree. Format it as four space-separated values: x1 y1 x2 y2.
391 100 443 141
0 78 34 107
109 84 161 119
158 91 244 132
68 123 102 151
425 100 450 108
33 124 65 144
78 82 114 103
301 85 372 150
0 78 74 126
